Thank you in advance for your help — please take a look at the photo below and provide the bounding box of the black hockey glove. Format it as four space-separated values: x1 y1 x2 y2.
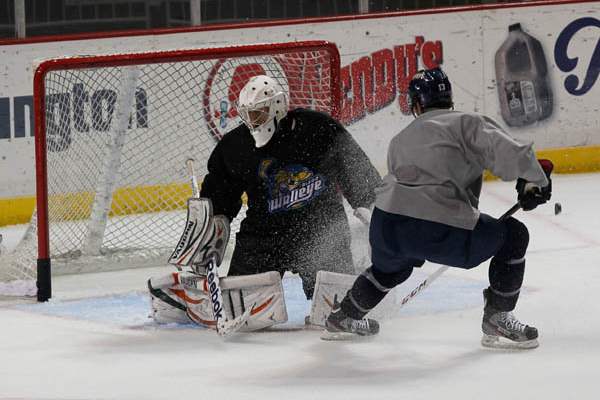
516 159 553 211
516 180 551 211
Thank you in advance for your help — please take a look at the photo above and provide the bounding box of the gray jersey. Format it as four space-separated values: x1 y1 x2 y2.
375 109 549 230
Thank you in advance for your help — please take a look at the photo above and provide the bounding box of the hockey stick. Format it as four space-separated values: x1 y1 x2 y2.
206 255 254 337
185 159 253 338
397 202 521 309
188 158 200 199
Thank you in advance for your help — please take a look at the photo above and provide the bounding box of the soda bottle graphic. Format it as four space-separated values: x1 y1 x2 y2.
495 23 553 127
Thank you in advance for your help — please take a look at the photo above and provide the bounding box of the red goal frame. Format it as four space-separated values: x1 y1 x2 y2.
32 40 341 301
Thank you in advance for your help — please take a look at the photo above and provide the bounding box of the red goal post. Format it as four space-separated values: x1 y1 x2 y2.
18 40 341 301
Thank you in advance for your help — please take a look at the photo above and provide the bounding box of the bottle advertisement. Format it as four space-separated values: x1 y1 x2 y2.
495 23 554 127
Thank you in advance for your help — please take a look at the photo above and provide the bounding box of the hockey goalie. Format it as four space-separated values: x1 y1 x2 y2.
148 74 381 334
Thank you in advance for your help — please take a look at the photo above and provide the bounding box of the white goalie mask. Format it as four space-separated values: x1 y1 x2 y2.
237 75 289 147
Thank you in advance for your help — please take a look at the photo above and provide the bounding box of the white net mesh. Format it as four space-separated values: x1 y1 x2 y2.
0 43 337 285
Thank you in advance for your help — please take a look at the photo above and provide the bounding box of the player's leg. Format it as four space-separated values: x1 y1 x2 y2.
186 233 288 331
148 269 288 330
322 209 503 340
425 213 538 348
148 232 255 328
322 208 422 340
305 221 367 327
147 272 192 324
228 232 271 276
483 217 527 310
480 217 538 349
219 271 288 331
296 219 355 301
412 213 537 348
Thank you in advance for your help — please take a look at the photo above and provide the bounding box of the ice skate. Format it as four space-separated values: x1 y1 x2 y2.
321 296 379 341
481 289 538 349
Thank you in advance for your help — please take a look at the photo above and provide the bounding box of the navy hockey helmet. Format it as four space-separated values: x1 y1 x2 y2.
408 67 453 112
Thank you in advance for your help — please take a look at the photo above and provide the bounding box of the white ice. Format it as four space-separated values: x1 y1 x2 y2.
1 173 599 400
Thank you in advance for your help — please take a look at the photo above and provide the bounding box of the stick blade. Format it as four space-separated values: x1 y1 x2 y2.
216 303 255 338
481 334 539 350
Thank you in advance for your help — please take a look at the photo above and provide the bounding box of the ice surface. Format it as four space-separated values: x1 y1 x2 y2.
0 174 599 400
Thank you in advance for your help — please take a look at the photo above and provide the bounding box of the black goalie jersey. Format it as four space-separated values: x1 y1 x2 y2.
200 108 382 297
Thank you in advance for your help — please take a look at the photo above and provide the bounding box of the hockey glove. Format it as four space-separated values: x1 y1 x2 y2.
516 159 553 211
168 198 230 275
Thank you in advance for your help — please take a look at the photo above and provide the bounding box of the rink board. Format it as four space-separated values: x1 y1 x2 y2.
1 0 599 226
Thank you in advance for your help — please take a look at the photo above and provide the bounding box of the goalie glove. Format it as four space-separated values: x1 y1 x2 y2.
168 198 230 275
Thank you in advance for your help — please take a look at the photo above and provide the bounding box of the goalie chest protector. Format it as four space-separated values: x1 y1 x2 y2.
200 108 379 239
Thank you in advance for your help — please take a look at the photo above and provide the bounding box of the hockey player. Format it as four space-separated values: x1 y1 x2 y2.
322 67 552 349
149 75 381 331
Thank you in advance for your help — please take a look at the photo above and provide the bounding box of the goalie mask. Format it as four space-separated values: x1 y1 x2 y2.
237 75 289 147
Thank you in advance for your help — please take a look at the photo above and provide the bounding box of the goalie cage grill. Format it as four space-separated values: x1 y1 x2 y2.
0 40 341 300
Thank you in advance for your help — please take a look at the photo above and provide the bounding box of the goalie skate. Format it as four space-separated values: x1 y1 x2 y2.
481 289 539 349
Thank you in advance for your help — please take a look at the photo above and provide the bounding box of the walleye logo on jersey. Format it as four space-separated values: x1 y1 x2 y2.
258 159 326 213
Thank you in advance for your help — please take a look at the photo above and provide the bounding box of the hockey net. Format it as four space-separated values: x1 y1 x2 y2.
0 41 341 298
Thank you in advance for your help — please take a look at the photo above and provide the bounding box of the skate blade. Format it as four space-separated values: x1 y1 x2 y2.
481 334 539 350
320 329 374 341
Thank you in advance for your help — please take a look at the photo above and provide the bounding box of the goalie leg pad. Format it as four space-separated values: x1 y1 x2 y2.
222 271 288 331
182 271 288 331
309 271 357 327
178 274 218 328
148 272 192 324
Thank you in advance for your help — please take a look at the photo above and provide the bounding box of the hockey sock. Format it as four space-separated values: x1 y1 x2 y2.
487 218 529 311
340 266 413 319
487 258 525 311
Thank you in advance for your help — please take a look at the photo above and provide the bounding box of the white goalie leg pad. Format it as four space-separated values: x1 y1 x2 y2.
168 198 230 274
309 270 356 327
177 273 217 329
221 271 288 332
181 271 288 331
147 272 191 324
